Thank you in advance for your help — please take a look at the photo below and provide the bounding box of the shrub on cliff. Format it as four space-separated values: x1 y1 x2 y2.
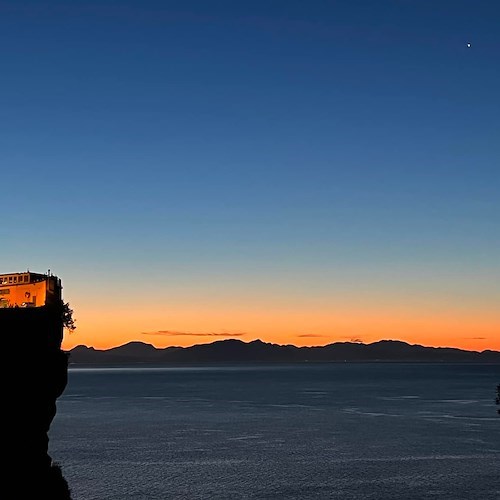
62 302 76 332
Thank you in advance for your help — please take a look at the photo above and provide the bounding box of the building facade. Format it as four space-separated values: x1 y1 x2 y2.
0 271 62 308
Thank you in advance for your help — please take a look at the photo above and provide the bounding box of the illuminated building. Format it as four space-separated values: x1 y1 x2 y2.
0 271 62 308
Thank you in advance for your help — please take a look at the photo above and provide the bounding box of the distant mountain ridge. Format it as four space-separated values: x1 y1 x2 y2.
68 339 500 365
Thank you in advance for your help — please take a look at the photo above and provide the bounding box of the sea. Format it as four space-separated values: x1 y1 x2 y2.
48 362 500 500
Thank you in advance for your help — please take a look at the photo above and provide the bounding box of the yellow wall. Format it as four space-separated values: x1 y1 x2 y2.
0 277 61 308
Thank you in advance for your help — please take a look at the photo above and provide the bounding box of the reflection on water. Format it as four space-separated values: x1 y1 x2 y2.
50 363 500 500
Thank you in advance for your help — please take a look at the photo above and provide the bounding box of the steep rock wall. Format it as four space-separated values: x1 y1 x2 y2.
1 305 71 497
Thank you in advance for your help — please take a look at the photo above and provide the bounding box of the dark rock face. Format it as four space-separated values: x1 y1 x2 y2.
2 305 72 498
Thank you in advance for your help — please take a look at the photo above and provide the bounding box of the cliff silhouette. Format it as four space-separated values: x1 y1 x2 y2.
2 305 72 498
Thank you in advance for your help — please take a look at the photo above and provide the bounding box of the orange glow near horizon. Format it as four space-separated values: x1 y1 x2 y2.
61 301 500 352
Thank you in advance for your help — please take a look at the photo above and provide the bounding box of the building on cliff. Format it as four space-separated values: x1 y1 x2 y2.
0 270 62 308
0 270 72 497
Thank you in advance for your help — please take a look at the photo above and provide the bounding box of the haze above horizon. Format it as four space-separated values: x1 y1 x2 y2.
2 1 499 351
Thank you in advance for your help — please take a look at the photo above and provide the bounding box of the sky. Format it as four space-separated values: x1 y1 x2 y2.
1 0 499 351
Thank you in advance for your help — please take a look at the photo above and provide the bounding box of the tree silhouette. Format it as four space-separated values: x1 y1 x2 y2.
62 302 76 332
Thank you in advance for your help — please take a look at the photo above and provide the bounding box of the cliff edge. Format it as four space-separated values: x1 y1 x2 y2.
2 305 71 497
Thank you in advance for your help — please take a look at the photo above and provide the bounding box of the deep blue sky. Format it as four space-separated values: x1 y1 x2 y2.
2 1 499 349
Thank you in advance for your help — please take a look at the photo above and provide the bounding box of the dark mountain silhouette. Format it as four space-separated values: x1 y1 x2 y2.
68 339 500 365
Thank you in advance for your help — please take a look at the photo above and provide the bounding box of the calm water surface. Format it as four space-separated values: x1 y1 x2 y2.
49 363 500 499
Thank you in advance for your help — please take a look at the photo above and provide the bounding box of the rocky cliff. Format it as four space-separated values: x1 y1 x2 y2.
2 305 71 497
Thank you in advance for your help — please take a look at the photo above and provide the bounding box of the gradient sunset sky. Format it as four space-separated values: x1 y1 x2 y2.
2 1 499 351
